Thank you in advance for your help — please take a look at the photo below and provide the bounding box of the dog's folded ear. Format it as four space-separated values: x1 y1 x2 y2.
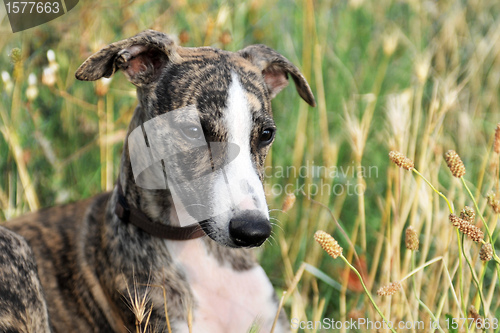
237 45 316 107
75 30 178 87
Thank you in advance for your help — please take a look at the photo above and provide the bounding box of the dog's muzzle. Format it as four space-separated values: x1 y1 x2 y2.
229 211 271 247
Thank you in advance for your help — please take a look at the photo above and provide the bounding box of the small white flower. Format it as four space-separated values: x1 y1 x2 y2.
2 71 13 93
28 73 37 86
42 67 56 87
1 71 11 83
26 73 38 101
101 77 112 87
47 49 56 63
26 86 38 101
47 49 59 71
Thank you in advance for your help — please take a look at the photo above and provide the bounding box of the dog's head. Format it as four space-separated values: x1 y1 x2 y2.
76 30 315 248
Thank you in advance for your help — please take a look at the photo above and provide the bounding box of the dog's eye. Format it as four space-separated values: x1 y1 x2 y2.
181 126 204 140
259 128 275 145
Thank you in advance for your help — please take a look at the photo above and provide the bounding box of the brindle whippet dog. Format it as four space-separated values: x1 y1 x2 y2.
0 30 315 332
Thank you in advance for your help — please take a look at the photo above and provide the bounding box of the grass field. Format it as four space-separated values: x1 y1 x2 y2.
2 0 500 332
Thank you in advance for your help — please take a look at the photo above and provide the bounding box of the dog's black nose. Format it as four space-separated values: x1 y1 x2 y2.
229 211 271 247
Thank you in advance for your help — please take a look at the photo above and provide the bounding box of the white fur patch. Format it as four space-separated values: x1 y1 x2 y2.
210 73 269 232
166 240 280 332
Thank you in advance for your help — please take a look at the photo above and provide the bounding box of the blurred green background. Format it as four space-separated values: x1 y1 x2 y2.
2 0 500 331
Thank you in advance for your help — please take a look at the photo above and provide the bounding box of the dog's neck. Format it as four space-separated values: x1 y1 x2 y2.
113 103 172 225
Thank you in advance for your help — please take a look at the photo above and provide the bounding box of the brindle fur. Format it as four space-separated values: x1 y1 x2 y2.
0 30 315 332
0 226 51 333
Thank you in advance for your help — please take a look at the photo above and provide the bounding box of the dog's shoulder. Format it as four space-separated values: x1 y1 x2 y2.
5 193 110 231
1 192 116 332
0 225 52 333
3 192 111 262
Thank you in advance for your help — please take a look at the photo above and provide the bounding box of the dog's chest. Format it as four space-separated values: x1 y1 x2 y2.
166 240 278 332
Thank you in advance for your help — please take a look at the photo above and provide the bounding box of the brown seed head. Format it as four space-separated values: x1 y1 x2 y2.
494 123 500 154
461 222 484 243
377 281 402 296
468 305 483 327
480 243 493 262
389 151 414 171
486 191 500 214
405 226 419 251
282 193 296 213
449 214 461 227
448 214 484 243
179 30 190 44
314 230 343 259
444 150 466 178
459 206 475 223
469 305 479 318
219 31 232 45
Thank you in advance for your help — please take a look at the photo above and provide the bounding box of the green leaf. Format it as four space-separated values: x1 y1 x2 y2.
303 263 342 291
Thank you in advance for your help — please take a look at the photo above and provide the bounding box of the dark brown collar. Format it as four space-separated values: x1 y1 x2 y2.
114 182 205 240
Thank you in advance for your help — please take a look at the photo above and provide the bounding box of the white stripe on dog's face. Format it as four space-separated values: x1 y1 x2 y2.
210 73 269 236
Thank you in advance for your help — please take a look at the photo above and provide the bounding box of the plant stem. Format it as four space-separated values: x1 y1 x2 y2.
412 169 453 213
456 229 467 331
400 256 443 282
339 254 398 333
461 234 487 318
411 255 445 333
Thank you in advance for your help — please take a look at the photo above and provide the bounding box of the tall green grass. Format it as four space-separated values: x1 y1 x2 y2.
2 0 500 331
